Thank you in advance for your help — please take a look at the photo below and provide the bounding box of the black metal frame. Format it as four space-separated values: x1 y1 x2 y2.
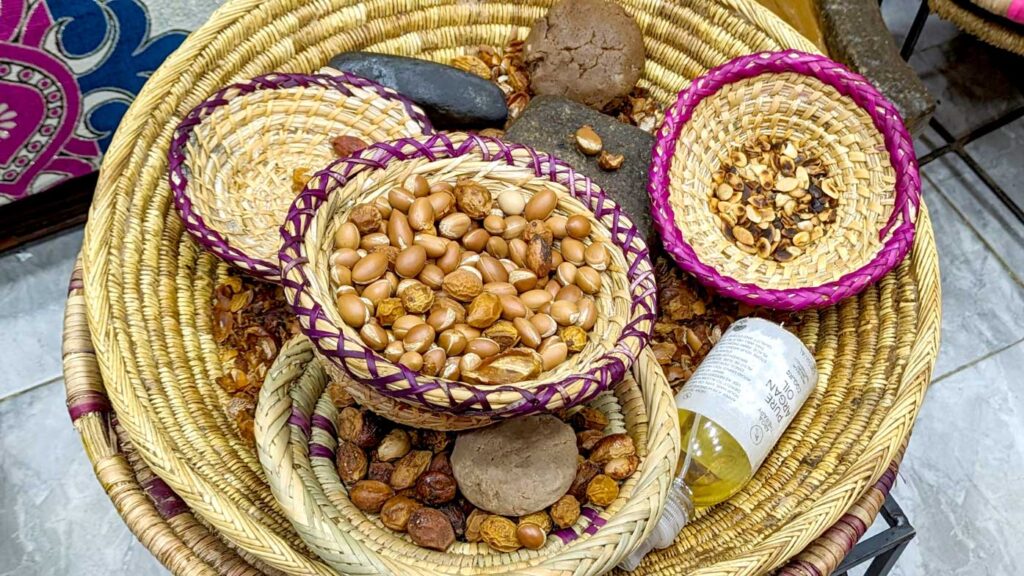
835 495 917 576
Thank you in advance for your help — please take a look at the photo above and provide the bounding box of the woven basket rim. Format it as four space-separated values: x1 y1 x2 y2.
279 132 658 419
168 71 434 282
649 50 923 310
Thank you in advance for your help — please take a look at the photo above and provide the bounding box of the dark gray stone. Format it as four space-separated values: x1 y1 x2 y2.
504 95 659 251
329 52 508 129
818 0 935 135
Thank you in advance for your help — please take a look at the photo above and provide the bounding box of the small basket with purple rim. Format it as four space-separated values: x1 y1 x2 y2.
279 132 658 430
169 70 432 283
649 50 921 310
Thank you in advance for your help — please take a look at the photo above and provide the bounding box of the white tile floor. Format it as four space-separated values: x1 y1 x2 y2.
3 3 1024 575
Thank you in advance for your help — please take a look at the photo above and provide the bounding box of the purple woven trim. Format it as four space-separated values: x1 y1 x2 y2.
552 527 578 545
551 508 607 544
142 476 189 520
309 443 335 460
67 393 111 421
288 406 312 438
279 133 658 419
649 50 921 310
311 414 335 434
168 71 433 283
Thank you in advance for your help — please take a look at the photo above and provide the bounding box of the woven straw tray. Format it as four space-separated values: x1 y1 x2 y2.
69 0 941 574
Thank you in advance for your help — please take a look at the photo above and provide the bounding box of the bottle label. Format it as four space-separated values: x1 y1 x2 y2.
676 318 817 470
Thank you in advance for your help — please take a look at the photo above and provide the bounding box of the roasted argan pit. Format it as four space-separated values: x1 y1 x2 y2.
334 395 639 553
710 135 836 262
329 176 613 386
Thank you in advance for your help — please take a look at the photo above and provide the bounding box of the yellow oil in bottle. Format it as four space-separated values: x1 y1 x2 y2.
676 409 753 508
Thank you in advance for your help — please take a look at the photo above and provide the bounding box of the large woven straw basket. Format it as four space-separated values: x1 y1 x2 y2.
929 0 1024 56
279 133 657 430
73 0 941 574
253 336 677 575
169 72 432 282
649 51 921 310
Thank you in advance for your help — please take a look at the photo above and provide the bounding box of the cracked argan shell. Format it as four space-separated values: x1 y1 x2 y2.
461 347 543 385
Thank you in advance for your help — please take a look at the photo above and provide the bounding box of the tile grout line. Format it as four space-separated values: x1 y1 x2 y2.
0 374 64 404
930 336 1024 386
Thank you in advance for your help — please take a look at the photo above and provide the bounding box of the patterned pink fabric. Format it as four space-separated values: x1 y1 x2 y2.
0 0 100 204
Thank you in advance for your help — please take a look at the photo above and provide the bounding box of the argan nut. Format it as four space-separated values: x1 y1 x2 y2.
565 215 592 239
560 238 585 265
500 294 528 320
415 471 457 505
575 266 602 294
465 509 488 543
350 480 393 513
414 233 448 258
550 495 581 529
477 255 508 283
480 515 521 552
442 268 483 302
577 298 597 330
568 460 601 501
351 252 388 284
391 450 433 490
521 289 553 311
422 348 447 377
334 222 361 249
597 150 624 171
437 241 462 273
362 279 392 305
522 219 553 243
584 242 608 271
395 245 427 278
439 213 472 239
337 293 370 328
466 337 500 358
360 232 391 251
590 433 637 464
359 321 389 351
516 522 546 550
453 323 481 341
574 125 602 156
384 340 404 362
407 507 455 551
560 326 587 352
459 352 483 373
403 323 436 353
377 429 412 462
375 298 405 326
331 247 360 269
525 236 553 277
524 189 557 221
503 216 528 240
508 238 528 267
368 461 394 484
398 351 423 371
438 329 468 355
388 187 415 212
331 264 353 287
604 455 640 481
392 314 425 339
483 214 506 235
408 197 436 231
498 190 526 215
466 292 503 328
427 306 459 332
403 174 430 197
432 297 467 324
530 313 558 337
554 262 577 287
454 179 493 219
349 203 383 234
514 317 541 348
374 195 393 219
485 236 509 258
484 320 520 350
540 341 568 370
462 228 490 252
545 277 563 299
550 300 580 326
577 430 604 452
483 281 517 297
585 474 619 506
336 441 368 484
400 282 435 314
428 191 455 218
380 495 422 532
418 264 445 289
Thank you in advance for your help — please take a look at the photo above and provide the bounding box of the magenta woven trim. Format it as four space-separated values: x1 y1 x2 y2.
279 133 658 418
168 72 433 283
649 50 921 310
67 392 111 421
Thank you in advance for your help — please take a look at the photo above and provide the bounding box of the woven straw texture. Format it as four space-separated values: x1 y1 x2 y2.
169 72 432 282
254 336 678 575
74 0 940 574
63 259 909 576
279 132 657 430
930 0 1024 55
649 50 921 310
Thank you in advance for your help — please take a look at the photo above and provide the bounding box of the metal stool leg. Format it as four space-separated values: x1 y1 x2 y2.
901 0 931 60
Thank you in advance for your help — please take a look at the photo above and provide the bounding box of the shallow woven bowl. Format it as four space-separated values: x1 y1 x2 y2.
279 132 658 430
169 71 432 282
255 335 678 576
649 50 922 310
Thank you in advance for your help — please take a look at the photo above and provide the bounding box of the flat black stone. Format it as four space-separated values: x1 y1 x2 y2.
329 52 508 130
504 95 660 252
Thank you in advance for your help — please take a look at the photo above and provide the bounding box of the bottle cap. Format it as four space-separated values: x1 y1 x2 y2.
618 483 692 571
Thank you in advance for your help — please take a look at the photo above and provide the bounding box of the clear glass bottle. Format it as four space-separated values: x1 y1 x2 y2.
619 318 818 571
